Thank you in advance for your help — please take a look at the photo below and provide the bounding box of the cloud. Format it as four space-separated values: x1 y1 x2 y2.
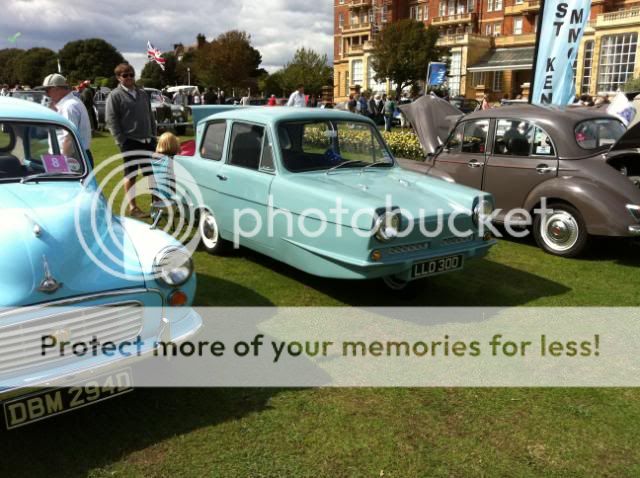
1 0 333 73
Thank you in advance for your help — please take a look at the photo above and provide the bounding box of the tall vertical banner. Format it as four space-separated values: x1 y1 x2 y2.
531 0 592 105
427 62 447 87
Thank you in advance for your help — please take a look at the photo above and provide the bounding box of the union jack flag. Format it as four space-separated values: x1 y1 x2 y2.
147 41 166 70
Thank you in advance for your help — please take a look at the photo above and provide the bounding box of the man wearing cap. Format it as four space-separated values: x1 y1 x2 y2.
105 63 157 218
42 73 93 167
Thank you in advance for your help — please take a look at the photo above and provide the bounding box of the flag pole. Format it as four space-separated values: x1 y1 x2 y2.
529 0 547 104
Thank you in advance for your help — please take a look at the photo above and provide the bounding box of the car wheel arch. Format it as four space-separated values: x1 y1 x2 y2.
523 177 629 236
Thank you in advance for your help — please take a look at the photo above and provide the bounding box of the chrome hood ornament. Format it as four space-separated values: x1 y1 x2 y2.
38 255 63 294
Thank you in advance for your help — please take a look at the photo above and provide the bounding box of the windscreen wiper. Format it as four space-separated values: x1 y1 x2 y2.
20 172 79 184
326 160 368 174
361 160 394 172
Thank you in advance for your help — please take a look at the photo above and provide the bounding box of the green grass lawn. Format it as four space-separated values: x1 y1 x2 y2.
2 132 640 477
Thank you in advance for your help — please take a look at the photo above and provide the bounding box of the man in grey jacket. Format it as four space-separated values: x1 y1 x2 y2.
106 63 157 218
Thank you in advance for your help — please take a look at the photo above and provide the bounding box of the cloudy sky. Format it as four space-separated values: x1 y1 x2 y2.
2 0 334 74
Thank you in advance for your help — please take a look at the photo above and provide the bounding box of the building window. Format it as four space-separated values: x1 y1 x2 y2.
368 62 386 91
468 0 475 13
472 72 485 86
439 1 447 17
337 72 341 95
514 16 523 35
369 8 374 23
352 59 364 85
515 0 523 4
488 0 502 12
339 13 344 29
597 33 638 93
351 12 357 25
486 23 492 35
345 71 349 95
494 23 501 36
493 71 503 91
449 50 462 96
581 40 594 94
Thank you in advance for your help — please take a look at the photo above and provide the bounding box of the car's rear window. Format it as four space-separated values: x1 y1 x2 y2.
575 119 626 151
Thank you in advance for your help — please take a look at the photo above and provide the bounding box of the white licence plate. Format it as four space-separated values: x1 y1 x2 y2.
3 368 133 430
412 254 464 279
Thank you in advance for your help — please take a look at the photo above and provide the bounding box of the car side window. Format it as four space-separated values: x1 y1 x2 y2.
201 121 227 161
494 119 534 156
461 120 489 154
229 122 265 171
260 132 275 173
445 123 464 153
532 127 555 156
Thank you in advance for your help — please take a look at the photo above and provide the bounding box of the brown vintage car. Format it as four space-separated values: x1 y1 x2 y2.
401 96 640 257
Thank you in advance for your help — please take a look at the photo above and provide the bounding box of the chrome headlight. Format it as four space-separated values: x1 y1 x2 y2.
374 211 401 242
153 247 194 286
473 199 493 227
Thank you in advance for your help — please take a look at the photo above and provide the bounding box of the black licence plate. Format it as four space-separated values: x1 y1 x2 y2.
412 254 464 279
3 368 133 430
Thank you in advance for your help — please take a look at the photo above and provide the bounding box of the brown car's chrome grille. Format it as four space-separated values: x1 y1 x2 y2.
442 236 474 246
0 302 143 374
387 242 430 255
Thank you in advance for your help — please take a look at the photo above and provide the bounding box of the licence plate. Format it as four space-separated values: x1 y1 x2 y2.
412 254 464 279
3 368 133 430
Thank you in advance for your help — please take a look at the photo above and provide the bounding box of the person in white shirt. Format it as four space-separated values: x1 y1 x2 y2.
42 73 93 166
287 84 306 107
240 94 250 106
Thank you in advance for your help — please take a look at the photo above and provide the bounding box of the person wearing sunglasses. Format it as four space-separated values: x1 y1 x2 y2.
105 63 157 218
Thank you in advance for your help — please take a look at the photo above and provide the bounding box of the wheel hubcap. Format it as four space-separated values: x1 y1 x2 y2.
541 211 579 252
200 213 218 248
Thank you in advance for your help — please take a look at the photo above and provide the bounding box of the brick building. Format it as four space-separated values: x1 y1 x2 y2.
333 0 640 102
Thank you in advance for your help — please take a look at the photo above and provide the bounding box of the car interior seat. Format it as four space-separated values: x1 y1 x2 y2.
0 155 23 179
230 129 263 170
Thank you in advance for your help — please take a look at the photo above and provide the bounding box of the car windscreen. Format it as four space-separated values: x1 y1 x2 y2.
277 120 393 172
575 119 626 151
0 121 86 182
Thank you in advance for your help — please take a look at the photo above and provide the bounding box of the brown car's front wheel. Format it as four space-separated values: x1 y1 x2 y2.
533 203 589 257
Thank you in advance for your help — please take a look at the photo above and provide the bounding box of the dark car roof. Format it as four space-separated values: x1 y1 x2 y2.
462 104 621 158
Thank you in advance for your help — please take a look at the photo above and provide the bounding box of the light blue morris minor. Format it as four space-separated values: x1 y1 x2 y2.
178 106 496 290
0 97 201 429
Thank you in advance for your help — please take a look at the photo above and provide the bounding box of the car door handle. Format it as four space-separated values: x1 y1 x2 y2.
468 160 484 168
217 174 228 181
536 164 555 174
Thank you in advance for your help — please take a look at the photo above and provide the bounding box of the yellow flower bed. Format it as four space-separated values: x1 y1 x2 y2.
381 130 424 161
303 127 425 162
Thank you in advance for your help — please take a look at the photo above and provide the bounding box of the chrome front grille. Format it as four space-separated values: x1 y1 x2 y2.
0 302 143 374
387 242 430 255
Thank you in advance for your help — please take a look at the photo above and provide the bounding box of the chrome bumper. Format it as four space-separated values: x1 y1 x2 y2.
0 309 202 401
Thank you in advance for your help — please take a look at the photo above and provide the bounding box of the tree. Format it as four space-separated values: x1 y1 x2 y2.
58 38 124 85
259 70 286 97
141 52 180 89
0 48 24 85
15 48 58 87
277 48 333 96
195 31 262 91
370 20 441 97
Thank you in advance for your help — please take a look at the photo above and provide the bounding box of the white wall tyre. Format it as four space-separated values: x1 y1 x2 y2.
198 209 229 254
534 203 589 258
